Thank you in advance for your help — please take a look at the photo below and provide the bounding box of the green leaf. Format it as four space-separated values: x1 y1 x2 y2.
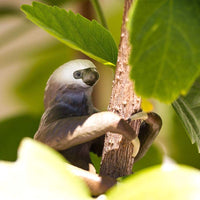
107 165 200 200
90 152 101 173
168 110 200 169
128 0 200 102
172 76 200 152
0 138 90 199
0 114 40 161
21 2 117 66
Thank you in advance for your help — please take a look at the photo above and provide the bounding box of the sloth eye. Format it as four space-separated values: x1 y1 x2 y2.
73 70 82 79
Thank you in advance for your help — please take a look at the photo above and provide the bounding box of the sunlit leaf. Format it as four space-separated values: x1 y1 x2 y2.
128 0 200 102
107 165 200 200
21 2 117 66
0 138 90 200
172 76 200 152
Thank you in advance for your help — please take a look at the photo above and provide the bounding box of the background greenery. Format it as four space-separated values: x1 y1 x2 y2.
1 0 199 167
0 0 200 199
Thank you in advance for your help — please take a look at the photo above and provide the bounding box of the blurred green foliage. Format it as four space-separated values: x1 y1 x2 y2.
0 7 19 16
0 0 199 169
0 114 40 161
0 138 90 200
0 0 200 198
108 164 200 200
1 138 200 199
168 112 200 169
15 42 73 114
173 76 200 153
133 145 163 172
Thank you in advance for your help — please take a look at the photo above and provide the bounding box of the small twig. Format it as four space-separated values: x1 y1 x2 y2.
90 0 108 28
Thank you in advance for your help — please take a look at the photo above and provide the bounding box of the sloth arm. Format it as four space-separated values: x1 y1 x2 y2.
34 111 138 152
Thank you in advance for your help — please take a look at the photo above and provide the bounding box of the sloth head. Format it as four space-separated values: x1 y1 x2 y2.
44 59 99 108
52 59 99 89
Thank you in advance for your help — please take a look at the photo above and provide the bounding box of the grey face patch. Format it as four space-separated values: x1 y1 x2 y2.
73 68 99 86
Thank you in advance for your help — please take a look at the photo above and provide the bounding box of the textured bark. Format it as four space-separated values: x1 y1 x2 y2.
100 0 142 178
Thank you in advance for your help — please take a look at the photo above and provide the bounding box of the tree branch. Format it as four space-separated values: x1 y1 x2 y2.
100 0 141 178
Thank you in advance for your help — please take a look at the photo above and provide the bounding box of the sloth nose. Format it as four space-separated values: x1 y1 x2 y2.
82 69 99 86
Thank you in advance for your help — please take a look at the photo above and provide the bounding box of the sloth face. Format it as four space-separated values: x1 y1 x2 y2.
51 59 99 89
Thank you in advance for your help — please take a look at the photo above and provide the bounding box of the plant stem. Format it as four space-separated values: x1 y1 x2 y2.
100 0 141 178
90 0 108 28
